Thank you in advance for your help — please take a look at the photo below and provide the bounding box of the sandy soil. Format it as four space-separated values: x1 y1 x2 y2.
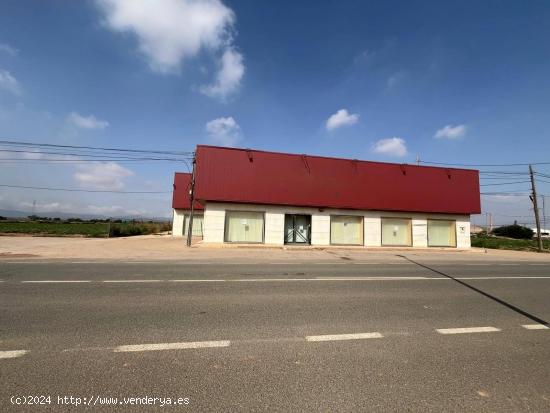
1 235 550 262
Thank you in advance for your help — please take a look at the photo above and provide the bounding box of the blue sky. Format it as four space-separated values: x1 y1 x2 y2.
0 0 549 223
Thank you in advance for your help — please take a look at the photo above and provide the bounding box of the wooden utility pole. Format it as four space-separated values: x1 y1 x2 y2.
529 165 543 252
543 195 547 232
186 153 197 247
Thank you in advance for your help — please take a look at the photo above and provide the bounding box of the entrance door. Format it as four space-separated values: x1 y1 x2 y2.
284 214 311 244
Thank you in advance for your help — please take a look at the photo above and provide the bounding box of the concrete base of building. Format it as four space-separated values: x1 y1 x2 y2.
192 242 479 252
189 202 472 249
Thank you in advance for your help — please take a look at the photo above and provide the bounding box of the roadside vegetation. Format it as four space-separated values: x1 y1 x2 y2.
472 224 550 252
0 216 171 238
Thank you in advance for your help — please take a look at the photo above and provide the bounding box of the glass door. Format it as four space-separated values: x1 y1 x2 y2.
284 214 311 244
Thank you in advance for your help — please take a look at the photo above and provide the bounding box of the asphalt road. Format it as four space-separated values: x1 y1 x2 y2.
1 257 550 412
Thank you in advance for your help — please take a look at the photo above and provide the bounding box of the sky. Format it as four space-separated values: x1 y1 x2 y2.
0 0 549 224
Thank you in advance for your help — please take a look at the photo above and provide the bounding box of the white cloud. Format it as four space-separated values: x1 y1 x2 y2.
434 124 466 139
0 43 18 56
206 116 241 146
86 204 147 216
66 112 109 130
21 150 45 160
200 48 244 100
95 0 235 73
372 137 408 157
16 200 146 217
95 0 245 99
387 71 405 89
19 201 64 212
74 162 133 190
0 69 22 95
325 109 359 131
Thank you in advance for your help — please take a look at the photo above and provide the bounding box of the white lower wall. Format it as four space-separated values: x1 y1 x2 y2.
172 209 185 237
199 202 471 248
203 205 226 243
456 219 471 248
172 209 206 238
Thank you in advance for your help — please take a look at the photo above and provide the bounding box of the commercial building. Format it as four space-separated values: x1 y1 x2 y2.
172 145 481 248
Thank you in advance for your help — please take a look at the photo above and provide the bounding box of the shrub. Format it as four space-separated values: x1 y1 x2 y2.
491 224 533 240
108 222 171 237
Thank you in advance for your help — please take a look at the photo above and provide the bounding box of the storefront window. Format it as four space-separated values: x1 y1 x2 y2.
330 215 363 245
224 211 264 243
381 218 412 246
428 220 456 247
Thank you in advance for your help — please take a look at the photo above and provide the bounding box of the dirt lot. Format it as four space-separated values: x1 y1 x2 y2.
1 235 550 262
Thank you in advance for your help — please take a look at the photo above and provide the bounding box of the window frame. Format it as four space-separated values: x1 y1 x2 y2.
183 213 204 237
380 217 413 247
427 218 457 248
223 210 266 244
329 215 364 246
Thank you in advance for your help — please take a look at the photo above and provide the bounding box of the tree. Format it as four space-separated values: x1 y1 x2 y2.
492 224 533 240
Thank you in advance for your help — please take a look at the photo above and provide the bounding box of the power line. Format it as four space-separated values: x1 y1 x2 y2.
479 180 531 187
480 176 530 180
420 160 550 167
0 158 187 163
0 149 191 161
481 192 530 196
0 184 171 194
479 172 528 176
0 139 193 156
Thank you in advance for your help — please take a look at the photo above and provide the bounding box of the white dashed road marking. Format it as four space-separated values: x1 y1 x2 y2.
102 280 162 283
305 332 383 342
315 276 430 281
11 276 550 284
0 350 28 359
171 279 227 282
456 276 550 280
21 280 91 283
522 324 549 330
113 340 231 352
436 327 501 335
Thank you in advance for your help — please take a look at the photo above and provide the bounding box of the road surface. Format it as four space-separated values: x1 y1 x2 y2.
1 257 549 411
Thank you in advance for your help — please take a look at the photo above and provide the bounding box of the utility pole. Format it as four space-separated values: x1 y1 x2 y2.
186 152 197 247
529 165 543 252
485 212 493 233
416 155 420 166
543 195 547 232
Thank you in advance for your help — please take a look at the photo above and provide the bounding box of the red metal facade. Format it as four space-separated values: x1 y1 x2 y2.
172 172 204 210
188 145 480 214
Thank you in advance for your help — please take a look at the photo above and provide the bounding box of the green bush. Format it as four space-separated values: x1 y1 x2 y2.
472 235 550 251
108 222 171 237
491 224 533 240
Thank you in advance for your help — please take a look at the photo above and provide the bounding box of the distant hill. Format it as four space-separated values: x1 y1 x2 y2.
0 209 170 221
